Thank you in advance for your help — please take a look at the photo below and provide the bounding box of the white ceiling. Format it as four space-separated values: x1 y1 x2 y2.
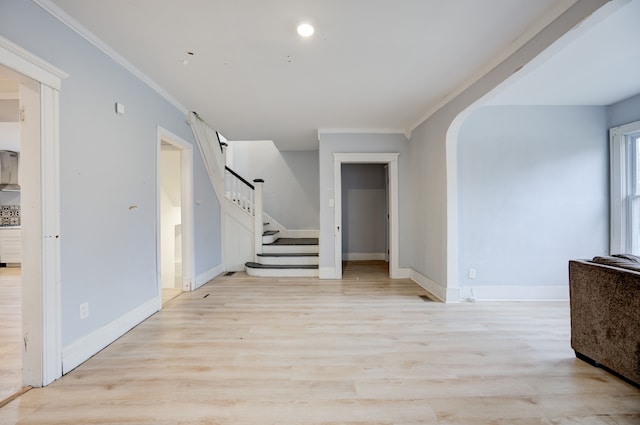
488 0 640 106
47 0 638 150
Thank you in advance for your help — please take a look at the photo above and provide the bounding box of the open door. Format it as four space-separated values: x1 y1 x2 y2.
157 127 194 307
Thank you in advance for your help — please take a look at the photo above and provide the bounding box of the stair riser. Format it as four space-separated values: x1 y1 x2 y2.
262 245 319 254
257 256 319 266
262 234 279 244
246 267 319 278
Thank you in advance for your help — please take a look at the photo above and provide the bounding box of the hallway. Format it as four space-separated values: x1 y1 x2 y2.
1 263 638 424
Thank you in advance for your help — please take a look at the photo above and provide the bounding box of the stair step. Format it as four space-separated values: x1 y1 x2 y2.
245 262 319 277
246 262 318 269
258 253 318 257
257 252 319 265
262 230 280 244
265 237 318 246
262 237 319 254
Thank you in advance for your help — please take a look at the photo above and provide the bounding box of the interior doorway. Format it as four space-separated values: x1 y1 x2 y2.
0 46 64 394
157 127 194 307
0 72 22 403
333 153 400 280
160 142 183 304
340 163 389 274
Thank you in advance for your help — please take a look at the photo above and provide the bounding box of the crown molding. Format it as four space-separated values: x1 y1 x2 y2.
318 128 408 140
32 0 188 114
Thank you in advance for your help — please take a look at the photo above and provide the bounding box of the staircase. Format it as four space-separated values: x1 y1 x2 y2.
187 117 320 278
245 226 319 277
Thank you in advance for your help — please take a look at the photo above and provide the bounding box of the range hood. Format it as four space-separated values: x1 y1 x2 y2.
0 150 20 192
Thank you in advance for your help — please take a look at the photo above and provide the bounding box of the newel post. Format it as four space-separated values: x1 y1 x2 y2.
253 179 264 261
220 142 228 165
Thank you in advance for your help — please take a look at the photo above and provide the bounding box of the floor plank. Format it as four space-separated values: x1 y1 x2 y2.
0 267 22 405
1 261 639 424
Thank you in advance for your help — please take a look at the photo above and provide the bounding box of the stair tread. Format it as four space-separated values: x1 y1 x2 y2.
245 262 318 269
264 237 319 246
257 253 318 257
263 230 279 236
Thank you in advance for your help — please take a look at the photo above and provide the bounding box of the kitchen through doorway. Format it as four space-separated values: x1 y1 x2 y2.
157 127 195 307
0 70 24 403
160 142 183 305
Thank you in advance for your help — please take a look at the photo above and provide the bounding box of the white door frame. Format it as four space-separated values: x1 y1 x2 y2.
156 126 195 303
0 36 67 386
333 153 400 279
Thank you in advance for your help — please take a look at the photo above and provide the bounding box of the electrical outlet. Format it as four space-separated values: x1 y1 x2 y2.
468 268 476 279
80 302 89 320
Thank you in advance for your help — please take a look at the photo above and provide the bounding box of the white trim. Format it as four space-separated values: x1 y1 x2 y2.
62 297 158 374
409 269 449 303
397 267 411 279
318 128 407 137
332 153 400 280
0 36 68 89
319 267 339 279
40 85 62 384
0 37 64 387
459 285 569 301
343 252 387 261
195 264 223 289
609 120 640 254
32 0 187 114
157 127 195 296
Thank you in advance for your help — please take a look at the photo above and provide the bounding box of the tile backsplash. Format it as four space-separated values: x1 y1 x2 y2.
1 204 20 226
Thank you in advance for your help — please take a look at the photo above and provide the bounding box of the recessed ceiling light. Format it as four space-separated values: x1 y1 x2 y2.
297 23 314 37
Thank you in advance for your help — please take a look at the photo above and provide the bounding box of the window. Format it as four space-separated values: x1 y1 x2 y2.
610 121 640 254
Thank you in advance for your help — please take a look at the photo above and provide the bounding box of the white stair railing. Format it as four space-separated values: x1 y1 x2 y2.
253 179 264 261
225 166 255 214
223 166 266 262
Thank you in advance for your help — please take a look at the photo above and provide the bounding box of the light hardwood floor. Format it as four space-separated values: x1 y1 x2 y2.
0 267 22 405
1 261 639 424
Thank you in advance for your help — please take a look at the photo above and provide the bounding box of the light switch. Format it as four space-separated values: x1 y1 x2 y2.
115 102 125 115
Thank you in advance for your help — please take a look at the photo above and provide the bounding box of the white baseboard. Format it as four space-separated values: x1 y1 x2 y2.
195 264 223 289
459 285 569 301
343 252 386 261
62 297 159 374
409 269 451 302
396 268 411 278
319 267 338 279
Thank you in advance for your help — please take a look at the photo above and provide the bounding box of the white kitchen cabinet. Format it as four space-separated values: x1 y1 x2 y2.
0 227 21 264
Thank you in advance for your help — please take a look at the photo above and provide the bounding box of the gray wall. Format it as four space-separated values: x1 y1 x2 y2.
231 141 319 229
457 106 608 289
1 0 221 348
609 92 640 128
405 1 608 301
318 132 410 273
341 164 387 256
